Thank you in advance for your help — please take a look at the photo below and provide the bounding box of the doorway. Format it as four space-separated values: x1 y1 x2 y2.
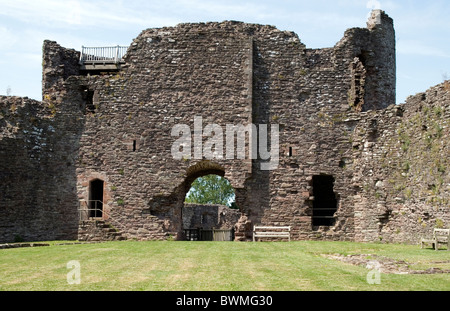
312 175 337 226
89 179 104 218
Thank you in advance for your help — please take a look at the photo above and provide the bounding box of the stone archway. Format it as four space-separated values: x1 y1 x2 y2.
172 161 248 241
146 160 252 241
183 161 227 197
183 172 240 241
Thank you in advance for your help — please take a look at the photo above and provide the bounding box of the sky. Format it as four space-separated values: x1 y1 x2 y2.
0 0 449 105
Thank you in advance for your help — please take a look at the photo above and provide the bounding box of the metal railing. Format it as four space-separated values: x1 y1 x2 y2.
184 228 235 241
79 46 129 64
78 200 110 221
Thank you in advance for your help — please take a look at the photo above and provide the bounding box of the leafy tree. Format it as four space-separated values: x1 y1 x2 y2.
185 174 236 208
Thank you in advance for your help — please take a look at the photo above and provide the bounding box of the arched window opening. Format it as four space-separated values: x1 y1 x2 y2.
89 179 104 218
349 54 367 112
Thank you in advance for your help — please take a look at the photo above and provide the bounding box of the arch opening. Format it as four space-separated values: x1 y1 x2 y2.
89 179 104 218
182 170 239 241
185 174 236 208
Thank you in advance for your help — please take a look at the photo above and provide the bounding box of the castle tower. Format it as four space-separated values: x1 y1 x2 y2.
364 9 396 110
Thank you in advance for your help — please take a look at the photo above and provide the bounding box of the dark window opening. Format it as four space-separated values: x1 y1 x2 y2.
89 179 104 218
288 147 293 157
367 119 378 142
353 76 362 108
350 55 367 112
133 140 137 152
312 175 337 226
367 129 378 143
80 86 96 114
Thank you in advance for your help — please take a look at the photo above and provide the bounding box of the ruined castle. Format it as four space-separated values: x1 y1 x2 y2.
0 10 448 243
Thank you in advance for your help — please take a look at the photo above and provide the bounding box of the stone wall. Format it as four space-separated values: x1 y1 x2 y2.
0 95 82 242
0 41 88 243
0 10 448 244
68 10 398 242
350 81 450 243
240 9 396 241
70 21 255 241
182 203 241 230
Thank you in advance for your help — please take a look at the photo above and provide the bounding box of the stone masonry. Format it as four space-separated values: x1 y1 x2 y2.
0 10 448 244
183 203 241 231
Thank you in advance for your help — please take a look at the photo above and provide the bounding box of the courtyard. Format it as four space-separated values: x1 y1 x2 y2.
0 240 448 291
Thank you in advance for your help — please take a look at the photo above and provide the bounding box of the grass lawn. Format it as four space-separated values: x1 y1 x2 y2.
0 240 449 291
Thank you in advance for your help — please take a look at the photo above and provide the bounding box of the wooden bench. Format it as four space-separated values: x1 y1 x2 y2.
420 228 450 251
253 226 291 242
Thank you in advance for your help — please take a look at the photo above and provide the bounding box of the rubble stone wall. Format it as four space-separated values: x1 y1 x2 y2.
350 82 450 243
182 203 241 230
0 95 82 242
0 10 448 244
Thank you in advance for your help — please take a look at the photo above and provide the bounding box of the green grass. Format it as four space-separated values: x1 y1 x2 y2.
0 240 449 291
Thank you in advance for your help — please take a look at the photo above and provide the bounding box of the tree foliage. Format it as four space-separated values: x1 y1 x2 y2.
185 174 236 207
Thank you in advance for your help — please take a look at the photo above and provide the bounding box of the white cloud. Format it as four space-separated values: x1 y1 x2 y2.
0 0 80 26
366 0 381 10
397 40 450 58
0 0 178 29
172 0 269 21
66 0 82 25
0 27 17 50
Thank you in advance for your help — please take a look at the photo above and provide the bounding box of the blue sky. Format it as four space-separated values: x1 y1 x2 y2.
0 0 449 105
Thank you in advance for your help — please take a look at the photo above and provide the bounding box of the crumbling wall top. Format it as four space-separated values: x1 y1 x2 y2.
367 9 394 30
